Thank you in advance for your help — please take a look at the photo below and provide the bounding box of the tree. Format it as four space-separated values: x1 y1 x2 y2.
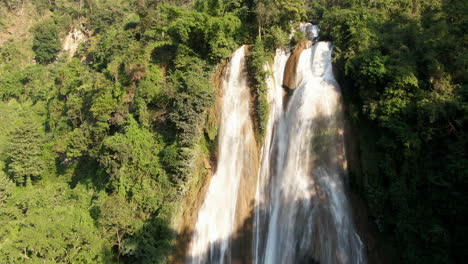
32 20 61 64
0 183 105 263
318 1 468 262
255 0 279 39
99 117 166 203
6 119 45 186
255 0 305 39
98 194 133 253
0 172 14 205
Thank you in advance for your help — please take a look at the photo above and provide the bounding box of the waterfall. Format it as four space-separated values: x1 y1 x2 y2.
253 48 289 262
254 41 366 264
300 23 320 41
186 35 365 264
188 46 258 264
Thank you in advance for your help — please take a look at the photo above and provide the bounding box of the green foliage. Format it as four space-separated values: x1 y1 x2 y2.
0 66 22 100
98 194 134 251
169 89 213 145
99 117 164 190
0 183 106 263
164 4 242 61
6 118 45 186
87 0 129 33
1 1 227 262
136 64 163 103
168 54 215 147
0 42 22 65
120 211 174 263
0 100 22 159
254 0 306 39
0 172 14 204
0 0 236 261
263 25 289 49
21 65 55 102
90 27 133 71
204 106 218 141
0 63 54 102
4 0 464 263
291 30 306 46
32 19 61 64
317 0 468 262
247 38 271 141
65 127 93 160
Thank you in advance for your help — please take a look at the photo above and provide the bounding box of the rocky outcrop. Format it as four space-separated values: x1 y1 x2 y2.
282 40 312 90
62 26 87 60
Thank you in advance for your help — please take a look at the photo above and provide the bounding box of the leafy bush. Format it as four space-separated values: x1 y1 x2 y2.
6 118 45 185
32 20 61 64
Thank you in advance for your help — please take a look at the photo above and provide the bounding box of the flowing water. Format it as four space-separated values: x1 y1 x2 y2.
187 36 365 264
188 46 257 264
300 23 320 41
253 42 366 264
253 48 288 262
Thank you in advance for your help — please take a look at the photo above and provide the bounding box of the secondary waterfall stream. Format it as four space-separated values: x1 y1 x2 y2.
188 28 365 264
188 46 258 264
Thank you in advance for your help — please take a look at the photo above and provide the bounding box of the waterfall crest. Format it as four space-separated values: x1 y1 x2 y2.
254 42 366 264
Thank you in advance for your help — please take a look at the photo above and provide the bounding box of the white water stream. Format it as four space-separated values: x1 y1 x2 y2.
188 32 365 264
253 42 366 264
188 46 256 264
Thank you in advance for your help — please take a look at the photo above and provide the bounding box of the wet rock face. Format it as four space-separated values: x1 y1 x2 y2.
282 40 311 91
283 24 319 91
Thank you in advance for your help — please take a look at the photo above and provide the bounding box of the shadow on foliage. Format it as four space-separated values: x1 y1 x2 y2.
69 157 108 190
151 44 177 68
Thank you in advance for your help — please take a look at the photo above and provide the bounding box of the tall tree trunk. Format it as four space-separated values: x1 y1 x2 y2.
258 21 262 40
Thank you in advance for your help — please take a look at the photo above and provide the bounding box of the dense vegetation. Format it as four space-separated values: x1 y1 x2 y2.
0 0 466 263
0 0 247 262
315 1 467 263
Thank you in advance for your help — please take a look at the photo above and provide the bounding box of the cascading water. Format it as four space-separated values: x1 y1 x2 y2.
300 23 320 41
188 46 257 264
253 41 366 263
253 48 288 262
186 27 365 264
